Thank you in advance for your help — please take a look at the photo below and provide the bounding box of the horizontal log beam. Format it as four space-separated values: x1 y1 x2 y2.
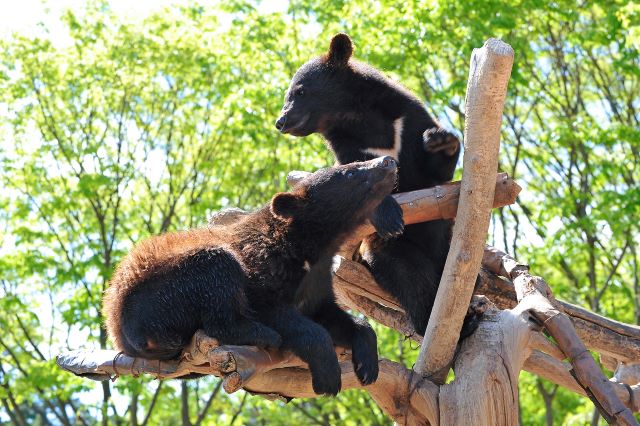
524 351 640 413
288 172 521 255
475 269 640 364
57 333 440 424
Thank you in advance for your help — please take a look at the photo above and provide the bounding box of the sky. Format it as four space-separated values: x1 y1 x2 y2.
0 0 289 41
0 0 178 39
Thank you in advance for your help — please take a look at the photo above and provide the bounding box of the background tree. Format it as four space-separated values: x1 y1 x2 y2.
0 1 637 424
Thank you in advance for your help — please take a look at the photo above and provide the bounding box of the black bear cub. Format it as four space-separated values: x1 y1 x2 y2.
103 157 398 395
276 34 465 338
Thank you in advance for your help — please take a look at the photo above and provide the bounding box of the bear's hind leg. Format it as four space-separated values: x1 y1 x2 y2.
312 300 378 386
260 305 342 396
361 237 441 336
201 318 282 350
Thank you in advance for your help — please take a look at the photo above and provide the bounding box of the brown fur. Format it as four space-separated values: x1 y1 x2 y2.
103 226 236 352
101 159 396 394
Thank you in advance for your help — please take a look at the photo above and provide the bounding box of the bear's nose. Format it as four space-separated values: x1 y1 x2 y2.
376 156 396 169
275 116 286 131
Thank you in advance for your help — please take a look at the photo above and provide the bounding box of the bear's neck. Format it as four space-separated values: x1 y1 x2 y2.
271 215 353 265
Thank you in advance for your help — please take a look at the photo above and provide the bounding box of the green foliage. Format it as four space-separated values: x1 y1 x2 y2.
0 1 637 424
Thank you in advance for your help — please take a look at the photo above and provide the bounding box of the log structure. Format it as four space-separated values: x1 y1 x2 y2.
57 39 640 425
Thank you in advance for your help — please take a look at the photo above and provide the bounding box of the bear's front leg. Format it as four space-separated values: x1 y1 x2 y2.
260 305 342 396
422 127 461 182
423 127 460 156
370 195 404 239
312 300 379 386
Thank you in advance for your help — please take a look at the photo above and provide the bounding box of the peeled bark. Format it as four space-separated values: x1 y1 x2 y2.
415 38 515 381
483 246 638 425
439 303 534 426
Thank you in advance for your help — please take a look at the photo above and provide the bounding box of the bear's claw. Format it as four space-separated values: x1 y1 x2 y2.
423 128 460 157
352 328 379 386
310 362 342 396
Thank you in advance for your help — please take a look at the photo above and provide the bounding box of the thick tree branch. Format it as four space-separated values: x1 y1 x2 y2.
287 172 521 256
525 351 640 414
475 268 640 364
415 38 514 381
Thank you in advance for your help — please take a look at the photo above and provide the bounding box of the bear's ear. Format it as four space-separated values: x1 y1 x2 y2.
270 192 305 219
326 33 353 66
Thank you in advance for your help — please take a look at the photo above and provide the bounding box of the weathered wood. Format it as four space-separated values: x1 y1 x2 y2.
476 268 640 364
613 362 640 387
440 303 534 426
524 351 640 413
287 172 521 257
415 38 515 382
58 334 441 423
244 359 440 425
287 171 520 229
483 246 638 426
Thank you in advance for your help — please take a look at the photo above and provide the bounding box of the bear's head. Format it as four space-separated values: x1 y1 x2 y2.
270 156 397 233
275 33 357 137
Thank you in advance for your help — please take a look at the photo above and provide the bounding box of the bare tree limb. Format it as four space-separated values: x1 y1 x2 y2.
482 246 638 425
525 351 640 413
286 172 521 256
475 268 640 364
415 38 514 381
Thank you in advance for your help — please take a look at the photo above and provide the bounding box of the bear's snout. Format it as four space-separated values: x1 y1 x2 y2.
376 156 396 170
367 156 397 172
275 115 287 131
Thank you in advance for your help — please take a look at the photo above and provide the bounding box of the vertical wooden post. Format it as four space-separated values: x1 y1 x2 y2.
414 38 514 381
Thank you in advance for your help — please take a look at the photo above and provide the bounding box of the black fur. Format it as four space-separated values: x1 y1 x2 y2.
104 158 397 395
276 33 473 338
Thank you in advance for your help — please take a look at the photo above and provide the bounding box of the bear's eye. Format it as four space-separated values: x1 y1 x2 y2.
295 88 305 97
346 171 355 178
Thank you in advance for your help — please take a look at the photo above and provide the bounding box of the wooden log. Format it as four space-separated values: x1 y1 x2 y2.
243 359 440 425
524 351 640 413
286 171 521 228
483 246 638 425
439 302 534 426
287 172 521 256
56 334 640 414
613 362 640 387
475 268 640 364
414 38 515 382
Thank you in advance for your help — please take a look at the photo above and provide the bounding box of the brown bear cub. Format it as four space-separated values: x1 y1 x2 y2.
103 157 398 395
276 34 476 338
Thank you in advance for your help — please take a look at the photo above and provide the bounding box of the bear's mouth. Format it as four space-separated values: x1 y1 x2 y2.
280 113 310 136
